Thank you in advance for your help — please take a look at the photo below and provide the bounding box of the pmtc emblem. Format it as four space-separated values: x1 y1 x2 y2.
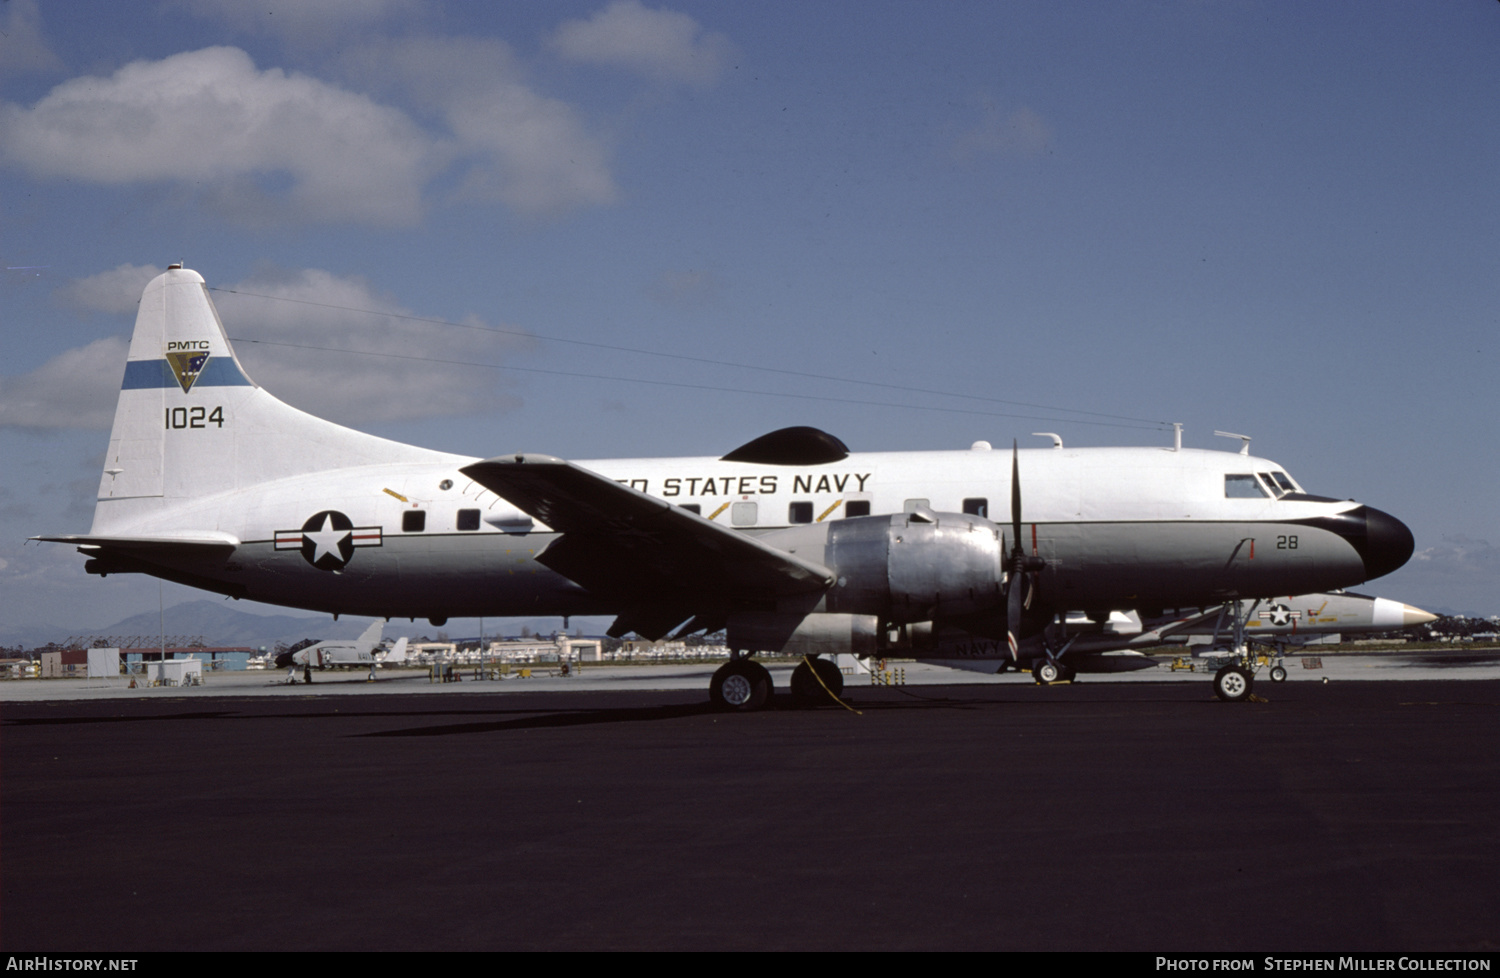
165 351 210 393
275 510 382 571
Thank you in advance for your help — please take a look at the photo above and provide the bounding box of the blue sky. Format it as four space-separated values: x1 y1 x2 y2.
1 0 1496 639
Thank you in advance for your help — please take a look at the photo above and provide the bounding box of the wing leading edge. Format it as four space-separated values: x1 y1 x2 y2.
461 454 834 638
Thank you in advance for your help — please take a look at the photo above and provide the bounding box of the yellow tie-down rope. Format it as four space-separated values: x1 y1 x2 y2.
803 655 862 715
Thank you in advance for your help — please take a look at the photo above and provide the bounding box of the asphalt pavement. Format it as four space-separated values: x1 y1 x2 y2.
2 666 1496 951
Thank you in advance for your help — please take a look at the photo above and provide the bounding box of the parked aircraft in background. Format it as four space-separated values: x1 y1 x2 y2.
37 267 1415 707
924 590 1438 683
273 622 409 671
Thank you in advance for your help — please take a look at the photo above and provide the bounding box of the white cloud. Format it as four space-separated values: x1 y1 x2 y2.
3 42 621 224
0 0 63 77
1411 536 1500 576
443 83 618 213
58 264 166 316
344 36 618 214
4 265 536 431
210 267 534 425
551 1 733 86
0 337 129 430
1 47 434 226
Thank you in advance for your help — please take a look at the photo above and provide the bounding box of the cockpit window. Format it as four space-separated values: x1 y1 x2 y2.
1225 474 1268 499
1256 473 1284 498
1270 471 1299 494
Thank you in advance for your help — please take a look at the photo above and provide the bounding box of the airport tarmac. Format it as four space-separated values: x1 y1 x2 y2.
2 648 1498 701
2 658 1497 952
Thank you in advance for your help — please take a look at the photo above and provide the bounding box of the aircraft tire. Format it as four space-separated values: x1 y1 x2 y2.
711 659 773 712
1033 660 1061 684
1213 665 1253 702
790 657 844 704
1270 665 1288 682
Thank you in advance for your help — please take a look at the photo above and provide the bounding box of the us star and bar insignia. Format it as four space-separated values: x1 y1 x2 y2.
275 510 383 571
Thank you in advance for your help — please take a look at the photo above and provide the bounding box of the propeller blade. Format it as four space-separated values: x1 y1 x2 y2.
1006 440 1023 660
1011 439 1022 558
1007 556 1023 660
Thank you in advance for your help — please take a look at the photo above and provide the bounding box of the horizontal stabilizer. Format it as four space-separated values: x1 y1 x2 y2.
31 531 240 552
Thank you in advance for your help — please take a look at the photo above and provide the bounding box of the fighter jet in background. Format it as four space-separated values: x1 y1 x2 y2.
922 590 1438 684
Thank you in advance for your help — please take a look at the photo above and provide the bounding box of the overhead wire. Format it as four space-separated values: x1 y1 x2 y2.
226 337 1163 430
210 286 1172 431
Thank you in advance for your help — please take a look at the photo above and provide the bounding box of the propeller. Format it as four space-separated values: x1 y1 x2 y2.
1005 440 1044 661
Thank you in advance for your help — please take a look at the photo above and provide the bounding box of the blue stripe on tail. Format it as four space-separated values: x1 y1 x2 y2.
121 358 253 390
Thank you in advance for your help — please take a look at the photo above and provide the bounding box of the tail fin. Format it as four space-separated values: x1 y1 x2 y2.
93 266 451 534
356 620 384 650
385 637 409 663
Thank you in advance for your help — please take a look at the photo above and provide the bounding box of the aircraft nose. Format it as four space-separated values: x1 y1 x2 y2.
1358 506 1415 580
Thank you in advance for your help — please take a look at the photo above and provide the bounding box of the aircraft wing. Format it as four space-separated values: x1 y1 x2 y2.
461 455 834 636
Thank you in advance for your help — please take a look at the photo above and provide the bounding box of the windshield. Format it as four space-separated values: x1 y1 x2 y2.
1225 474 1268 499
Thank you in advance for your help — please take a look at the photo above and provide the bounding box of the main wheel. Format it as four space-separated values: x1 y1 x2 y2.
711 659 773 711
1214 665 1253 702
790 657 844 704
1033 659 1061 684
1270 665 1288 682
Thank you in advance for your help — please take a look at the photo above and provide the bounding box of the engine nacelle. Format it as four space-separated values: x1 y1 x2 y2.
760 508 1006 626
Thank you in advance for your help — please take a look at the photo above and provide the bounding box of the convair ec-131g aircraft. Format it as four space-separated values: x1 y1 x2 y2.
36 267 1416 707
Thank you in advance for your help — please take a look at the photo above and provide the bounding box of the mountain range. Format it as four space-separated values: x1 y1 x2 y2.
1 599 606 651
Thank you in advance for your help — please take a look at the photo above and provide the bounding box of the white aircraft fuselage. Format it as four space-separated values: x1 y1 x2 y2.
39 268 1416 702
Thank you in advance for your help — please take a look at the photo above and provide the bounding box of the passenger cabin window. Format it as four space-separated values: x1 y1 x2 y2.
788 501 813 524
403 510 427 532
457 508 480 531
1224 475 1268 499
845 500 871 518
680 503 701 515
731 501 758 526
963 498 988 518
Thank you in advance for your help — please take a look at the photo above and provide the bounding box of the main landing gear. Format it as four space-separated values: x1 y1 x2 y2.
789 656 844 704
709 654 847 711
709 656 773 711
